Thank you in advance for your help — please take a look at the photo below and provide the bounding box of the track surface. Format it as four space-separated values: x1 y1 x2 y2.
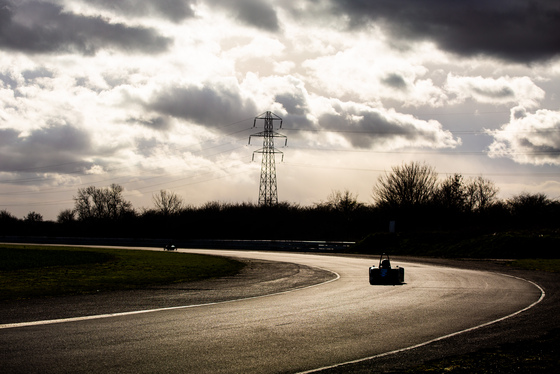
0 249 543 373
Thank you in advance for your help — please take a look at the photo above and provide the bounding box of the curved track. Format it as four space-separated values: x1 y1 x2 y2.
0 249 543 373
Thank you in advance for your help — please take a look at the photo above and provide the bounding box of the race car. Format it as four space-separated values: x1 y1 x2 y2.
369 253 404 285
164 243 177 251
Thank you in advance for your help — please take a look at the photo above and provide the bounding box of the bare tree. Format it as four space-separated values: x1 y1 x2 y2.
507 192 550 216
57 209 76 223
433 174 467 211
1 209 18 222
74 184 133 220
464 176 499 212
152 190 184 216
372 162 438 209
24 211 43 223
319 189 364 214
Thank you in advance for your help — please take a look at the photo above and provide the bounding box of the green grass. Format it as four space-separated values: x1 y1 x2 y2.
0 247 115 271
2 244 558 372
0 245 244 300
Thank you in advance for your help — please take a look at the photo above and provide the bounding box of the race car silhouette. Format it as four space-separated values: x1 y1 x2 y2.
369 253 404 285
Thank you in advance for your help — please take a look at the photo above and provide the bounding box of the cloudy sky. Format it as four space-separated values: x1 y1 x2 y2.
1 0 559 220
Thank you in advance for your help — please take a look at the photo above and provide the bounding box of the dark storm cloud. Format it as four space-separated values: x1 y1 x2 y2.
512 106 527 120
22 66 54 81
327 0 560 63
126 116 172 131
319 111 415 148
513 136 560 164
148 85 258 128
82 0 196 23
471 86 515 100
0 71 18 89
1 66 53 91
0 128 19 147
207 0 280 31
276 93 306 116
0 0 172 55
274 92 314 129
0 124 94 173
382 73 408 90
318 108 456 149
134 137 162 158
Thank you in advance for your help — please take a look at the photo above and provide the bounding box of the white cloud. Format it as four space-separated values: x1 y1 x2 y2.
309 98 461 150
299 35 452 107
488 106 560 165
225 35 285 60
445 75 545 108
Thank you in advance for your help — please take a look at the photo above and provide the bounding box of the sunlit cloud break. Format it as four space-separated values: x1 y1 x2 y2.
488 107 560 166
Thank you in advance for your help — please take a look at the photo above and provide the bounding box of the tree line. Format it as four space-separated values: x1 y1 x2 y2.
1 162 559 241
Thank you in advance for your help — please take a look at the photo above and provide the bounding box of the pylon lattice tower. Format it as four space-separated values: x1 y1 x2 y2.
249 111 287 206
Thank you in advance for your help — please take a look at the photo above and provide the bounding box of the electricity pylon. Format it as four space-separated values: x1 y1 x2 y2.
249 111 287 206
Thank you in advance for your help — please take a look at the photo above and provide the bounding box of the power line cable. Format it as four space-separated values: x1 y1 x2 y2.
286 145 560 156
0 143 250 196
0 117 254 182
284 162 559 178
282 127 560 135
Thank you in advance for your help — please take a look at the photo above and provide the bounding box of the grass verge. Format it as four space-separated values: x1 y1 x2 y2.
350 230 560 259
349 232 559 372
510 258 560 273
0 244 244 300
401 329 560 373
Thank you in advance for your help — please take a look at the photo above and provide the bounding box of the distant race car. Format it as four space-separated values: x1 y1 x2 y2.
164 243 177 251
369 253 404 285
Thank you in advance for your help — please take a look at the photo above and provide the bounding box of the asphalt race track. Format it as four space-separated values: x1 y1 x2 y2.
0 249 544 373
